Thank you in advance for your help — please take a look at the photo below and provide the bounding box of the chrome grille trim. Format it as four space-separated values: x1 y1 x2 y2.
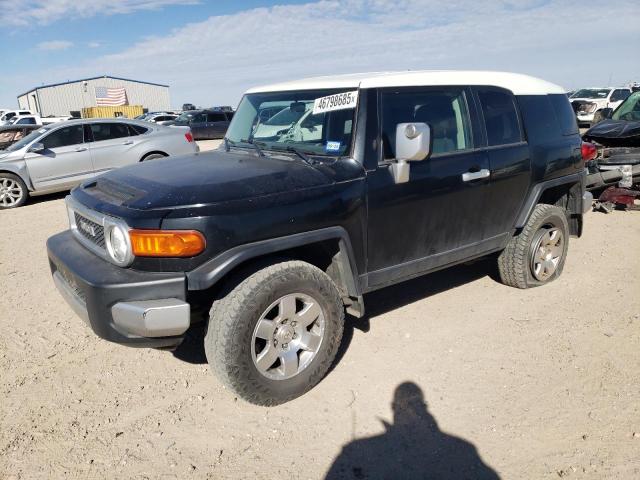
65 195 134 267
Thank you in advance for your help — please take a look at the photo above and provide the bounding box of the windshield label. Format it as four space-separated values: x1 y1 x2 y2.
326 141 341 152
313 91 358 115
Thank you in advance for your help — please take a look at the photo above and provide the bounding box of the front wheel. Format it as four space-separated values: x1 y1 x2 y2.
497 204 569 288
204 260 344 405
0 173 28 209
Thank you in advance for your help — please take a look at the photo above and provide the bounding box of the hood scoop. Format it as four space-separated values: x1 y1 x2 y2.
83 177 147 206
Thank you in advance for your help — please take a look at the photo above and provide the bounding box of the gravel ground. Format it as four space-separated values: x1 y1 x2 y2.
1 183 639 479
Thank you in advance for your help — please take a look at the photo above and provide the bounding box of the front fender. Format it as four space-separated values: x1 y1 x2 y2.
0 160 33 191
186 226 361 297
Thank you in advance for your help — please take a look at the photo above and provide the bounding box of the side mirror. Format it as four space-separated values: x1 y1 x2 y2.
391 123 431 184
600 108 613 119
28 142 45 153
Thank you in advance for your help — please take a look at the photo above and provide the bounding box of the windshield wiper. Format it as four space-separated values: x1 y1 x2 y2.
227 137 264 157
283 145 314 165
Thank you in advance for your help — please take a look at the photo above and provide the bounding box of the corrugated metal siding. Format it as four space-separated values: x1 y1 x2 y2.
17 94 31 110
30 77 170 116
82 105 144 118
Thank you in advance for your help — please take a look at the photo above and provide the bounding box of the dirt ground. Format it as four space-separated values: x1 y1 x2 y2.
1 185 639 479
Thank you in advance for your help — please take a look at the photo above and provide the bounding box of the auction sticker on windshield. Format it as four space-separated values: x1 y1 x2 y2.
313 91 358 115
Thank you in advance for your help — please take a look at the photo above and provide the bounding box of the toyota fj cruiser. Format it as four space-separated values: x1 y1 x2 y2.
47 71 592 405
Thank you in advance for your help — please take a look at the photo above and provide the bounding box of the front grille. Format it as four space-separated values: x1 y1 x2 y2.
74 212 105 249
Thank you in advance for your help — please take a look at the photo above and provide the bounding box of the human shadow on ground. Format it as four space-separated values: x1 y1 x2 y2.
172 258 498 365
325 382 500 480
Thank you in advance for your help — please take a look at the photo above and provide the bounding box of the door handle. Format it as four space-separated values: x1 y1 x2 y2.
462 168 490 182
122 140 134 145
75 147 87 152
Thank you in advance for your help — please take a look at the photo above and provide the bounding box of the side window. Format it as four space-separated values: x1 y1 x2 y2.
42 125 84 149
611 89 630 102
549 94 579 136
90 123 130 142
226 112 234 121
17 118 36 125
192 113 207 123
207 113 227 122
128 124 148 136
477 89 523 146
381 88 473 159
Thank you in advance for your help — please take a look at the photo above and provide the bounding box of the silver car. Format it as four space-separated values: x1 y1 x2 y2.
0 118 198 209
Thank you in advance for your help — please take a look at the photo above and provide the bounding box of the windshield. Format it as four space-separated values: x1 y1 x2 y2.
4 127 48 152
612 91 640 121
571 89 610 99
226 89 358 157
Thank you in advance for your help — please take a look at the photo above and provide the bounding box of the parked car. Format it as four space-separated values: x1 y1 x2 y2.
182 103 196 111
0 124 41 150
9 114 42 126
253 104 321 141
170 109 233 139
583 90 640 190
46 71 590 405
570 87 631 127
0 109 34 126
0 118 197 208
144 113 179 125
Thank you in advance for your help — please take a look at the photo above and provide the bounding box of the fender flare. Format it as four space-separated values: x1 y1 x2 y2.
514 171 586 228
186 226 361 297
0 162 34 191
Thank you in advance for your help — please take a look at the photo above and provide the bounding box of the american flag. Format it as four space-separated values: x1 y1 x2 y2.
95 86 128 106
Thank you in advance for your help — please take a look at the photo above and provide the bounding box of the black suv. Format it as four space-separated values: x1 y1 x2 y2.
171 109 233 140
47 71 592 405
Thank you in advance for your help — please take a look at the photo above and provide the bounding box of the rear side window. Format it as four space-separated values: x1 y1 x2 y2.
381 87 473 159
128 124 149 136
207 113 227 122
477 89 523 146
549 94 579 135
91 123 130 141
42 125 84 149
17 117 36 125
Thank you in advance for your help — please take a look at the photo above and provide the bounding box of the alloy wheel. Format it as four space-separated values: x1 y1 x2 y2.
251 293 325 380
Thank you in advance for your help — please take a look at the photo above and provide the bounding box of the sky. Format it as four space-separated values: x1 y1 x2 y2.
1 0 638 109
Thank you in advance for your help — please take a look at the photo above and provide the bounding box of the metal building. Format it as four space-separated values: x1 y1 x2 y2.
17 75 170 117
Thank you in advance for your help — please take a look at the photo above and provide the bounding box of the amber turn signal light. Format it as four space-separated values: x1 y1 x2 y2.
129 230 206 257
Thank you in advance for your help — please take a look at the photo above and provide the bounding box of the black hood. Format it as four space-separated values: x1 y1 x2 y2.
584 119 640 147
78 149 362 211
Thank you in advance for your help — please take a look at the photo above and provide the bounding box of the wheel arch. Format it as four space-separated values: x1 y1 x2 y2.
0 164 33 191
515 172 586 236
186 227 364 316
140 150 168 162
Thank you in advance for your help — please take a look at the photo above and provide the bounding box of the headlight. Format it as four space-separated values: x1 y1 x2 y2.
106 224 131 265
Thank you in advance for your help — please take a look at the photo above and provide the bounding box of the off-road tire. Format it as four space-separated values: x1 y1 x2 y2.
497 204 569 289
0 172 28 209
204 260 344 406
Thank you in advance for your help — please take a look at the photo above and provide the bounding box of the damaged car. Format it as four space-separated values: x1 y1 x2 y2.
583 91 640 191
570 87 631 128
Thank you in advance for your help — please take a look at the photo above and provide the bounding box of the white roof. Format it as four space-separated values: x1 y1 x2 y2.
247 70 565 96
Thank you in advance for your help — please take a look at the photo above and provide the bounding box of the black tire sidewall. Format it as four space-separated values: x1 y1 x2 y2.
525 210 569 286
207 262 344 404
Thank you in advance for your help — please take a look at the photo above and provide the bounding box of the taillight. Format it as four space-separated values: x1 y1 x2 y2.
185 132 194 143
581 142 597 162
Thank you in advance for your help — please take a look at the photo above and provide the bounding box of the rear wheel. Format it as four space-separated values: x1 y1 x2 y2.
497 204 569 288
0 173 28 209
205 260 344 406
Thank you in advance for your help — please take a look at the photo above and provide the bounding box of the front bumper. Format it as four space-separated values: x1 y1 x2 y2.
47 230 190 348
